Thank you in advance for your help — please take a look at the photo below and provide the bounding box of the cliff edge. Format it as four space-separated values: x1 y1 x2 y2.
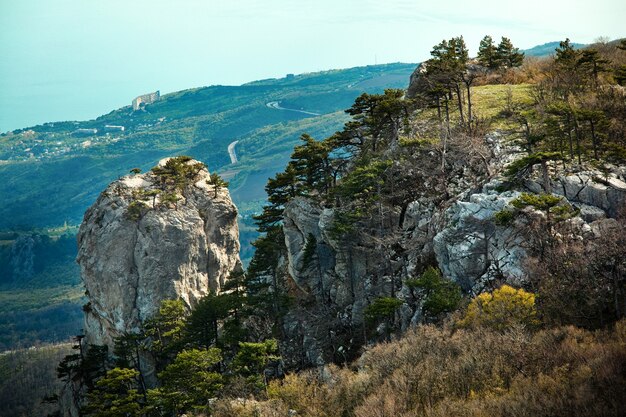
77 157 241 349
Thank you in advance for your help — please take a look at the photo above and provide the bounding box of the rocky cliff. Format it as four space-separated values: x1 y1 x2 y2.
77 157 241 350
278 134 626 367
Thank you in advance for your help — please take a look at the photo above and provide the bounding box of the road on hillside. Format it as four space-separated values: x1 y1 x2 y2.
265 101 320 116
227 140 239 164
226 102 319 165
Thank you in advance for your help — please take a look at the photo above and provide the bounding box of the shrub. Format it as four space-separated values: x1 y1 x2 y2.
458 285 538 331
124 201 147 221
364 297 403 325
494 209 515 226
406 267 462 316
503 152 561 182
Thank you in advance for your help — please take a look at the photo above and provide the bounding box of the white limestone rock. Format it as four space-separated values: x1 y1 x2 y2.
77 158 241 349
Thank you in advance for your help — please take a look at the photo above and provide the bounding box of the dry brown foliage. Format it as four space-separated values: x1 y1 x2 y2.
220 322 626 417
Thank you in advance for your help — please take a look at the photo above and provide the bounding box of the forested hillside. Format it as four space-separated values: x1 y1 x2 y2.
0 63 415 230
0 63 415 352
45 36 626 417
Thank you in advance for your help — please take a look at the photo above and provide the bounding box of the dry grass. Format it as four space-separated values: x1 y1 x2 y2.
409 83 535 138
213 321 626 417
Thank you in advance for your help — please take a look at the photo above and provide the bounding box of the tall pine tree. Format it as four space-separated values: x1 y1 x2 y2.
496 37 524 68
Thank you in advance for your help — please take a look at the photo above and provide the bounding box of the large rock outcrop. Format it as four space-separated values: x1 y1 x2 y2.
77 158 241 350
433 186 524 292
278 132 626 367
431 167 626 294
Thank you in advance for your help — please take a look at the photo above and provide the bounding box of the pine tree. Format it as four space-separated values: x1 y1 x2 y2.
83 368 142 417
577 49 610 84
207 172 229 197
346 89 411 152
148 348 223 415
477 35 498 69
290 134 333 195
423 37 471 127
554 38 579 69
495 37 524 68
185 293 232 349
143 299 187 369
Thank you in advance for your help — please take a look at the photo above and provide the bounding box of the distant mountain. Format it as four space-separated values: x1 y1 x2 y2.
522 41 586 57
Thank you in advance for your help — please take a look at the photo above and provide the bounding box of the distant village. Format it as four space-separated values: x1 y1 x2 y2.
0 91 162 162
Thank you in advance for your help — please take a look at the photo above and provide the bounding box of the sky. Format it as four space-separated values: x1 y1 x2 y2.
0 0 624 132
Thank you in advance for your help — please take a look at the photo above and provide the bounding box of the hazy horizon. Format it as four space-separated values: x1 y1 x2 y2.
1 0 624 132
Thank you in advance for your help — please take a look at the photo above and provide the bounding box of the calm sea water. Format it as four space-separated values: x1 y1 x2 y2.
0 74 170 133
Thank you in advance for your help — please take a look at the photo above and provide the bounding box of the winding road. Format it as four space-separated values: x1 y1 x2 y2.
226 101 322 165
265 101 321 116
227 140 239 164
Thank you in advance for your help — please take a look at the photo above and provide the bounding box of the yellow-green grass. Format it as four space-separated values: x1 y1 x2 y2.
411 83 535 133
471 83 534 128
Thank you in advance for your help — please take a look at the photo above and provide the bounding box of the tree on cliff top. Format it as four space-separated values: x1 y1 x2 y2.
207 172 229 197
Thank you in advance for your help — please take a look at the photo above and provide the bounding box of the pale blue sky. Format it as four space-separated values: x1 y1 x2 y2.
0 0 624 132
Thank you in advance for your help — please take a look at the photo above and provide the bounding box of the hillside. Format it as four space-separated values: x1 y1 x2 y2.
522 40 585 56
0 63 415 230
3 35 625 416
0 63 415 351
42 37 626 417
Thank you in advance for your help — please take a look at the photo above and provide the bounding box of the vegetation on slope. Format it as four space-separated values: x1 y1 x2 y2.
0 343 73 417
41 35 626 417
0 228 83 351
0 63 415 230
239 319 626 417
0 64 416 351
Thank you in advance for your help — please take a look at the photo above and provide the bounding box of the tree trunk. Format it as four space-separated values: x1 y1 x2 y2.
566 114 575 161
466 81 472 131
455 84 465 125
541 161 551 192
589 119 599 160
574 119 582 165
442 99 450 171
523 120 532 153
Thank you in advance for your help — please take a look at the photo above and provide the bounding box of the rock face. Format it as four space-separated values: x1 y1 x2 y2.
278 135 626 367
77 158 241 350
9 235 38 282
281 198 382 367
433 185 524 292
431 168 626 294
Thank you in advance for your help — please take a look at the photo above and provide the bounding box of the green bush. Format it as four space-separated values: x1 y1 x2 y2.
364 297 403 324
494 209 515 226
125 201 147 221
406 267 462 316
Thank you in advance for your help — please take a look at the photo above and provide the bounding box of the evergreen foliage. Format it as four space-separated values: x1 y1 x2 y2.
477 35 498 69
364 297 403 325
502 152 561 182
83 367 142 417
495 36 525 68
149 348 223 415
510 192 576 226
232 340 280 378
406 267 462 316
151 156 206 193
48 35 626 416
207 172 229 197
